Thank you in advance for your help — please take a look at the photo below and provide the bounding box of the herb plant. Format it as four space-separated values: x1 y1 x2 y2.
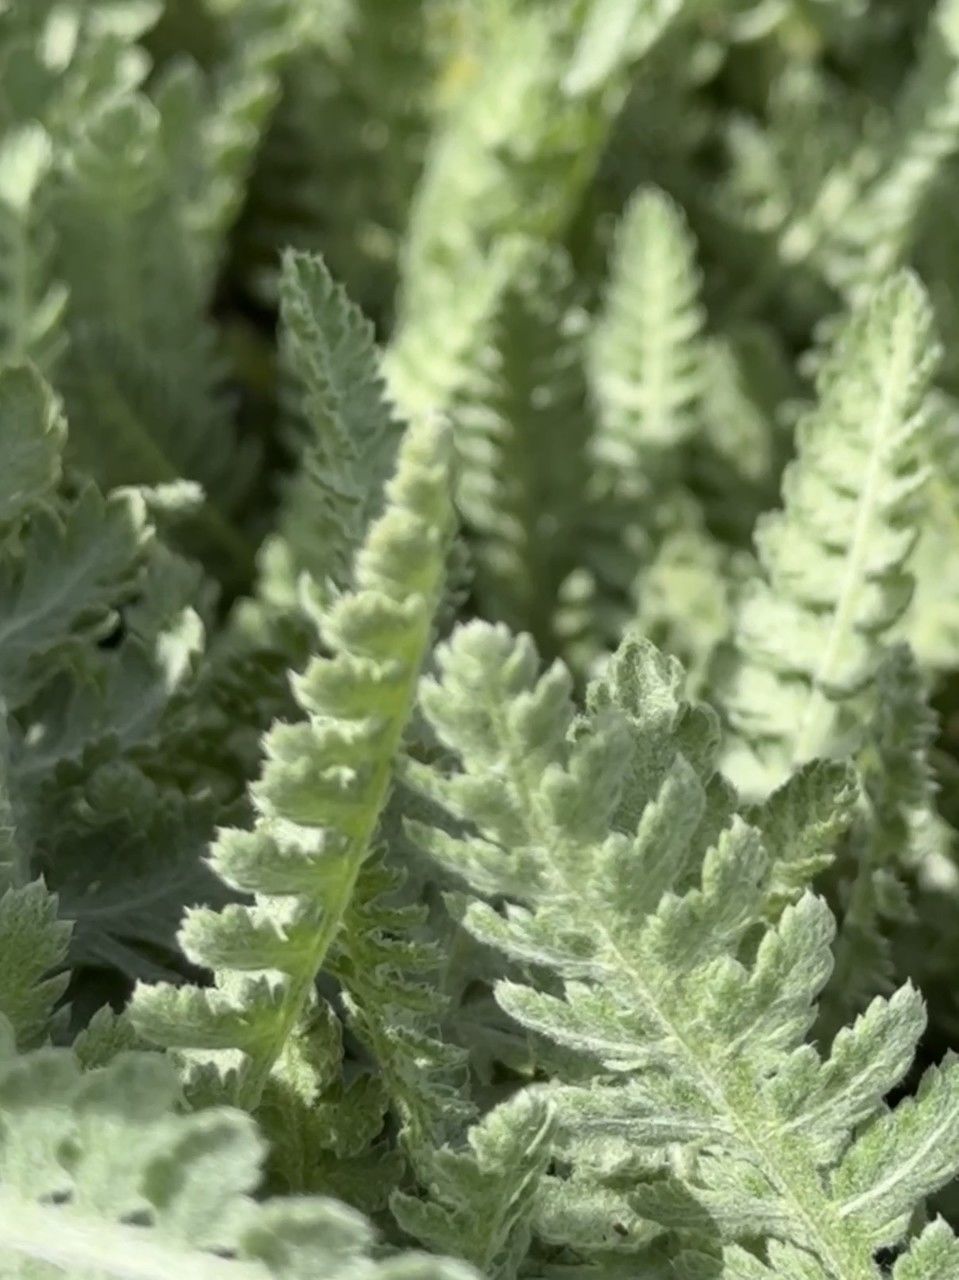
6 3 959 1279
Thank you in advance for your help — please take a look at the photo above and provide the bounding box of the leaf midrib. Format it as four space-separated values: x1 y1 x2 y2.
488 703 876 1280
790 311 915 768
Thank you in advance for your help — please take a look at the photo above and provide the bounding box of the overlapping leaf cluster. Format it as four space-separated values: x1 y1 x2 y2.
4 3 959 1279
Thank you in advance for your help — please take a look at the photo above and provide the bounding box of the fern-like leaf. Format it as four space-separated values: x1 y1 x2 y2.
835 0 959 293
412 623 959 1278
720 272 938 796
257 250 404 614
590 186 705 470
392 1091 555 1280
55 91 255 578
818 645 941 1036
386 0 686 417
452 243 590 655
132 415 455 1110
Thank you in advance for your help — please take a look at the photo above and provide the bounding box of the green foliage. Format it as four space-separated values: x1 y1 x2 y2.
5 4 959 1280
239 0 442 314
256 250 403 615
384 0 688 417
720 273 938 797
590 186 704 468
0 124 65 369
451 244 590 655
412 624 957 1278
816 646 942 1036
131 414 455 1110
392 1091 554 1278
0 877 71 1049
0 1016 472 1280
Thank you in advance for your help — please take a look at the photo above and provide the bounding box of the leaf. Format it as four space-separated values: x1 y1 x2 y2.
721 272 939 796
257 250 404 612
0 1027 474 1280
0 879 70 1048
590 186 705 464
133 415 455 1110
392 1092 554 1279
0 124 66 369
0 483 148 709
0 364 64 529
414 623 955 1276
